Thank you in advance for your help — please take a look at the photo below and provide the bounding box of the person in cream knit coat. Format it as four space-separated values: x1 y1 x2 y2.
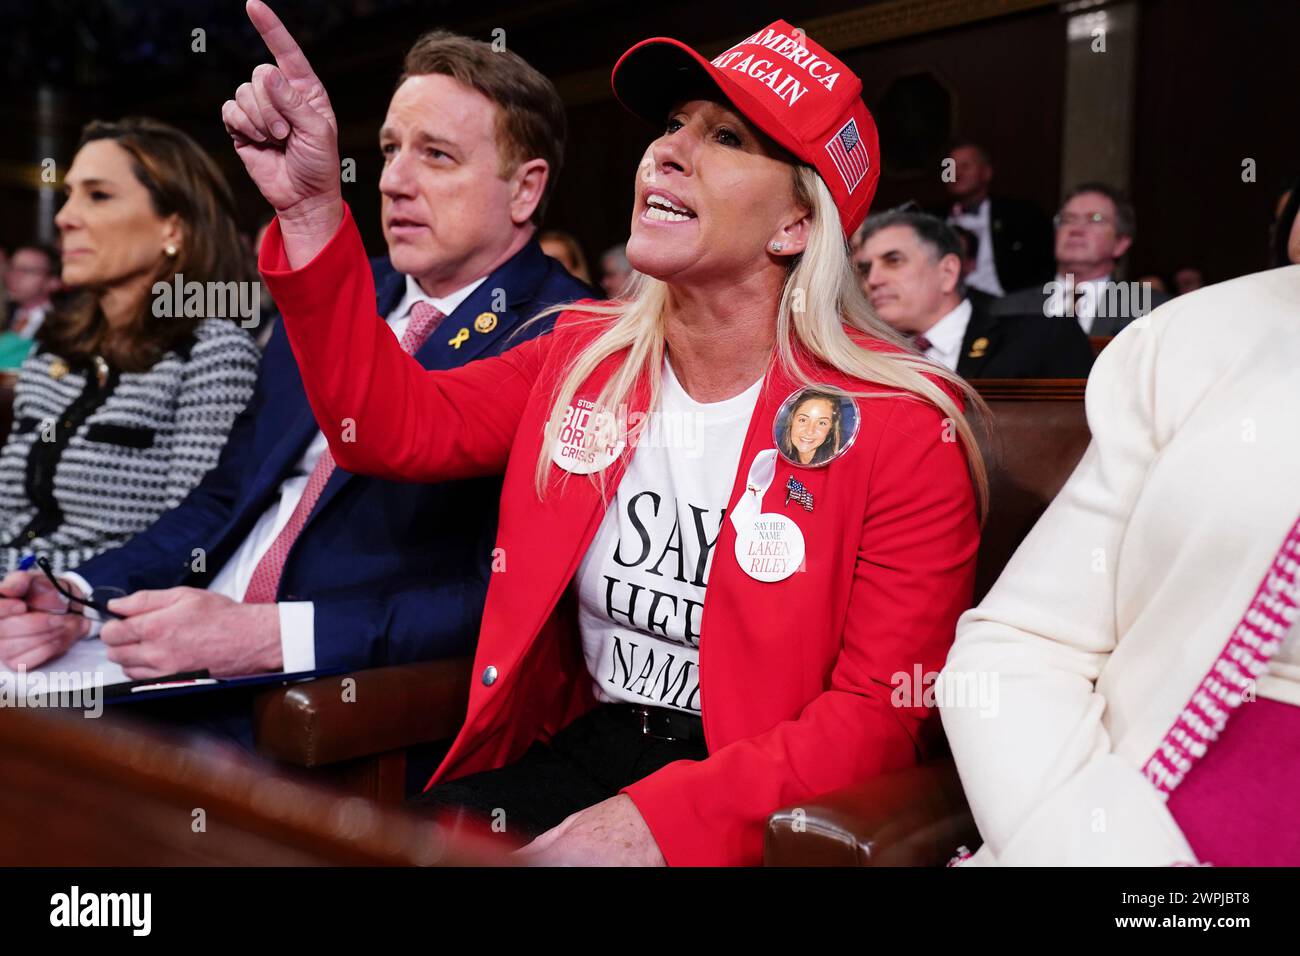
942 263 1300 866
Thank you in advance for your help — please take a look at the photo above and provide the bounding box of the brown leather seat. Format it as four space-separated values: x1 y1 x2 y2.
972 380 1092 602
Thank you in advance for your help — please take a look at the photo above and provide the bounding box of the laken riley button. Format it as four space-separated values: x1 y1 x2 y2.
550 397 624 475
773 384 861 468
731 449 805 582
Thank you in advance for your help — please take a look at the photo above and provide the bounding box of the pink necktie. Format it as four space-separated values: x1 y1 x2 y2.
912 334 933 353
242 301 447 603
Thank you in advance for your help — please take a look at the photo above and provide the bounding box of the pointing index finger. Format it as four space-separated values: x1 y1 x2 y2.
246 0 319 87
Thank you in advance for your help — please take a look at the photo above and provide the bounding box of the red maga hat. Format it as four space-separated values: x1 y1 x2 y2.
611 20 880 237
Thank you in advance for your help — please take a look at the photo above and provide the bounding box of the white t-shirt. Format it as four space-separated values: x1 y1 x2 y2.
575 358 763 714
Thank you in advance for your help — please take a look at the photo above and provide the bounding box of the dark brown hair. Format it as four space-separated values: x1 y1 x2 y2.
399 31 566 225
43 117 253 372
778 389 844 466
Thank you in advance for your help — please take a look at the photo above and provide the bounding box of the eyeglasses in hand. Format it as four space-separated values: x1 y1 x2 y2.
34 557 127 621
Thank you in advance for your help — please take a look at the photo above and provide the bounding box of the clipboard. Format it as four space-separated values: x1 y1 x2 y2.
105 666 349 704
2 636 347 708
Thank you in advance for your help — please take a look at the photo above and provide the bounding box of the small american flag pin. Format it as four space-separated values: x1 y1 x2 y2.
784 475 814 512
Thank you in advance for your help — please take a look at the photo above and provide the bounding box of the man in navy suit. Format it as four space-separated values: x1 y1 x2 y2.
0 29 592 683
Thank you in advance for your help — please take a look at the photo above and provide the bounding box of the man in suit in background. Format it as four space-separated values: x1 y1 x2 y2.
0 29 592 700
935 140 1055 298
993 182 1171 337
3 243 60 338
949 223 994 315
856 210 1093 379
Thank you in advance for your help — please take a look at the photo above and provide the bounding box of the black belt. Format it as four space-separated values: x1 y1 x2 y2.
607 704 706 743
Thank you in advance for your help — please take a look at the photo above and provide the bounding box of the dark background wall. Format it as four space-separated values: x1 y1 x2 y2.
1 0 1296 285
1132 0 1298 282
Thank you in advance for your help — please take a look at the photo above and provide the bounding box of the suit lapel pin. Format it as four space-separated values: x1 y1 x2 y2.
48 358 69 380
784 475 814 512
967 336 989 359
473 312 498 334
448 327 470 349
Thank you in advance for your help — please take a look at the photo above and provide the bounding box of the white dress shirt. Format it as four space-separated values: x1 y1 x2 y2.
9 302 50 339
1043 273 1112 334
917 298 973 372
70 272 485 674
948 199 1004 297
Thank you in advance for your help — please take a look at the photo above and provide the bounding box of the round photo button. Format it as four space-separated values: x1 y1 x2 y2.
772 385 860 468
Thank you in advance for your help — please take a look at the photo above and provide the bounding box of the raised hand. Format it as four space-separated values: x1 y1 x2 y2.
222 0 343 261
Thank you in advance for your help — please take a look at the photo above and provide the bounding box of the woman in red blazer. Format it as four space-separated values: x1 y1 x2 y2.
226 3 984 865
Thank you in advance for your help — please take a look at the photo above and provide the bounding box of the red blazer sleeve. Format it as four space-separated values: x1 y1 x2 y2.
623 394 979 865
259 205 547 483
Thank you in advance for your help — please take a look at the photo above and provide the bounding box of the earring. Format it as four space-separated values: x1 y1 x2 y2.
770 241 784 252
164 244 178 257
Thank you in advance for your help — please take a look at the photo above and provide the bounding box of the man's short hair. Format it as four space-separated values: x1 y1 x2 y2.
858 210 965 296
858 209 965 264
946 139 992 165
15 242 60 275
399 31 567 225
950 223 979 260
1062 181 1136 239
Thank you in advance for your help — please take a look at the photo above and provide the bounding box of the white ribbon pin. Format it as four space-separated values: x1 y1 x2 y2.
730 449 806 582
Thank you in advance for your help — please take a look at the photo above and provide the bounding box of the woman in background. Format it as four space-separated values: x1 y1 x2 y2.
0 118 260 574
539 229 592 285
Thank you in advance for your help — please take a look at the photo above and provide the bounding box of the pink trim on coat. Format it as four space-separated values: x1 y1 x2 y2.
1143 514 1300 795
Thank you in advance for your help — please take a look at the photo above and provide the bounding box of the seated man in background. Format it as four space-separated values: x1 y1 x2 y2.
0 27 590 704
0 243 62 370
936 140 1056 298
4 243 61 340
993 183 1170 336
948 223 994 314
856 210 1094 379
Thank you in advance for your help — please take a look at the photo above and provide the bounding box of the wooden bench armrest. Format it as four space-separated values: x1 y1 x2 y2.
252 658 472 767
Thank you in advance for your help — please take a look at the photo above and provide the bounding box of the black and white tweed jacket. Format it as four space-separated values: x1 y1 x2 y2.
0 318 260 573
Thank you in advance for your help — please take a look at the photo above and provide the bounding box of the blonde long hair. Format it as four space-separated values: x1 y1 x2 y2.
531 165 989 517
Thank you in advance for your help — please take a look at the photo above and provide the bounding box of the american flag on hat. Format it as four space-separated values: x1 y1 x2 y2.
825 118 869 193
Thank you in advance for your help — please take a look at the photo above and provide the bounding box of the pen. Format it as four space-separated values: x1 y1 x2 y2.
130 678 219 693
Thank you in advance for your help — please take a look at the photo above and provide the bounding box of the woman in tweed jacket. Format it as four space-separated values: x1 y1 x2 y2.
0 119 259 574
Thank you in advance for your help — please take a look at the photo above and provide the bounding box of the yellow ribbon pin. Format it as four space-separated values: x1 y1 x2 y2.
968 336 989 358
448 327 470 349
